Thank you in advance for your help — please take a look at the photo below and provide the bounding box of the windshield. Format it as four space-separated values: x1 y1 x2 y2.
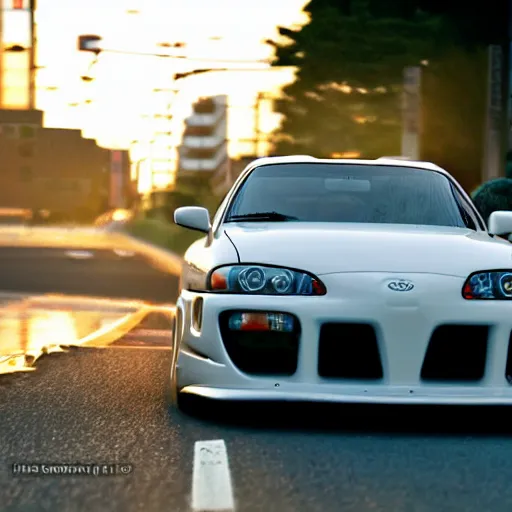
225 163 476 229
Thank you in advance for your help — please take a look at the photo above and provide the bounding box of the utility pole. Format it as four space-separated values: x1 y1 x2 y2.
29 0 36 109
0 3 3 108
401 66 421 160
483 44 504 181
253 93 262 156
151 87 178 190
251 92 278 156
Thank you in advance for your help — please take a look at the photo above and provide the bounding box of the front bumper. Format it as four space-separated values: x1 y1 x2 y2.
176 272 512 405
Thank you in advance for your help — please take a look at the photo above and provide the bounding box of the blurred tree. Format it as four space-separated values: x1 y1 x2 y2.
471 178 512 222
267 0 445 157
507 152 512 179
416 0 507 47
269 0 509 191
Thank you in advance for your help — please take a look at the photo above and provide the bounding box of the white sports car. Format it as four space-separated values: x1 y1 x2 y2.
169 155 512 412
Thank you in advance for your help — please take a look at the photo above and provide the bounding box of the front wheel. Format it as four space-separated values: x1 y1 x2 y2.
166 307 212 418
166 310 199 416
166 315 179 407
166 373 202 417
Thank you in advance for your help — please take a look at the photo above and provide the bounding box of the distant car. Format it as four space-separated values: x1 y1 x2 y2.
0 208 32 225
94 209 134 232
169 155 512 413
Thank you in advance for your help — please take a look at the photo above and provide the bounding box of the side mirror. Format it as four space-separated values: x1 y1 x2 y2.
488 211 512 236
174 206 211 233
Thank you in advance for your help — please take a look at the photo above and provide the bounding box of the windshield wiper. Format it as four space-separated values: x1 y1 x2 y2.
226 211 298 222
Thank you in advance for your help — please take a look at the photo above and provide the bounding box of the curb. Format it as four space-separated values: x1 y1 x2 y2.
75 304 176 348
110 231 184 275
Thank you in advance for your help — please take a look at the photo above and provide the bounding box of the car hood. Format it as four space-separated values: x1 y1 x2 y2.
223 223 512 277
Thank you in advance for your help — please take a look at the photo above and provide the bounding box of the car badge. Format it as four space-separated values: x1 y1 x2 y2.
387 279 414 292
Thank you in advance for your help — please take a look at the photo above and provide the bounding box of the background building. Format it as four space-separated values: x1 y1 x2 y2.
0 1 133 222
177 95 230 195
0 109 126 221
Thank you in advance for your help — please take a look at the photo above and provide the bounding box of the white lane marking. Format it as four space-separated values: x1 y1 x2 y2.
192 439 235 511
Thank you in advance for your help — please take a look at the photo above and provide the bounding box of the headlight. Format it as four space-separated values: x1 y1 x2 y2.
208 265 326 295
462 271 512 299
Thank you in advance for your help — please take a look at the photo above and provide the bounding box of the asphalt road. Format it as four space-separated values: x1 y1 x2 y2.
2 346 512 512
0 247 180 304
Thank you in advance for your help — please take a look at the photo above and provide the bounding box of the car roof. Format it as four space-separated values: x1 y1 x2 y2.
239 155 447 179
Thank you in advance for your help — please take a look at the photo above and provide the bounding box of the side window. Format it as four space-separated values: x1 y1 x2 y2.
452 187 478 230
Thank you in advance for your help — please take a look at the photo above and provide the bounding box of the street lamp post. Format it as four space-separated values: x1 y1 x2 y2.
75 36 285 193
77 34 270 64
150 87 180 190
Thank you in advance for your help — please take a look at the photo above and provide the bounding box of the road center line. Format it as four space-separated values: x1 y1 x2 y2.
192 439 235 511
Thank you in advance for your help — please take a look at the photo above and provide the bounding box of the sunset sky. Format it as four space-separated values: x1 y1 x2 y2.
28 0 308 172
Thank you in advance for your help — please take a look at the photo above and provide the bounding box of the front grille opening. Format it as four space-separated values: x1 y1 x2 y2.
421 325 488 381
318 323 383 379
505 331 512 384
219 311 300 376
191 297 204 332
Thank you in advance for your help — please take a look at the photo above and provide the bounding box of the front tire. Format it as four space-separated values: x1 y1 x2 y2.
166 308 201 417
176 390 202 416
166 315 179 407
166 372 201 417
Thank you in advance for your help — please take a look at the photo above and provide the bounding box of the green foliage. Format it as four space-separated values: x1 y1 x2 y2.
417 0 506 47
268 0 498 191
471 179 512 222
125 218 177 249
506 154 512 180
125 217 203 256
125 182 220 256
